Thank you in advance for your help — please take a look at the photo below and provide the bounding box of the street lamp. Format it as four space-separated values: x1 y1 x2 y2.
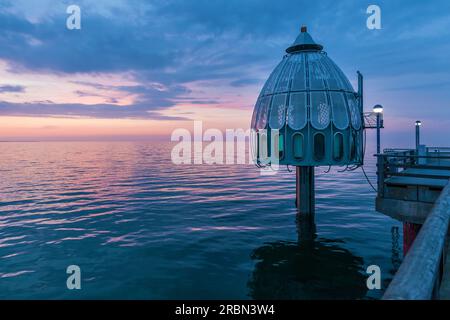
373 105 383 114
415 120 422 152
373 105 383 154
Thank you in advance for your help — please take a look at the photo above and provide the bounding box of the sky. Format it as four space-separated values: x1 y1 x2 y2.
0 0 449 147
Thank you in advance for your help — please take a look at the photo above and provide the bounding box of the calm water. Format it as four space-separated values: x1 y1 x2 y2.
0 141 402 299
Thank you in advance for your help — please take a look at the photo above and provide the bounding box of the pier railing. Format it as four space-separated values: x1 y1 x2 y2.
382 181 450 299
376 149 450 198
426 147 450 166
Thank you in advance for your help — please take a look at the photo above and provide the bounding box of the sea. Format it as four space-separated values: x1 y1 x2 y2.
0 141 402 299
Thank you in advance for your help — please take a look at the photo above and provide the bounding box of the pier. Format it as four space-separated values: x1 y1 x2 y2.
375 147 450 299
249 24 450 299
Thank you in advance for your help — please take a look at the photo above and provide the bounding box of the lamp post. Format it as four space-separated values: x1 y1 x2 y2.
415 120 422 152
373 105 383 154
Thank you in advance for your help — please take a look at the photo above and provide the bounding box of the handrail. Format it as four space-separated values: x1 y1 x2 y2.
374 153 450 160
384 148 414 152
383 181 450 299
428 147 450 151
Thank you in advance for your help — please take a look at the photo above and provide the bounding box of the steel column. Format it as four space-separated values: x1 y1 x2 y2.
296 166 315 215
403 222 421 255
416 125 420 152
376 113 381 155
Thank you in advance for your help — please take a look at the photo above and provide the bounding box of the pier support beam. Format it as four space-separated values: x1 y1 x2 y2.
403 222 421 255
296 166 315 215
296 213 316 243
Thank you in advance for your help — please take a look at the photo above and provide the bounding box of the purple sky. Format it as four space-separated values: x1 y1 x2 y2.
0 0 449 147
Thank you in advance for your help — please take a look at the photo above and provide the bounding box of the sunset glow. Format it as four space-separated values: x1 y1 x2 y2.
0 0 449 146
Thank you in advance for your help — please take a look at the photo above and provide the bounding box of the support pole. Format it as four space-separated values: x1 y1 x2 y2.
296 213 316 243
376 113 381 155
296 166 315 215
357 71 363 115
415 124 420 152
403 222 421 255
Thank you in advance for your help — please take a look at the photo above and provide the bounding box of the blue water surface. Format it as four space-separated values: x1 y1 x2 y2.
0 141 402 299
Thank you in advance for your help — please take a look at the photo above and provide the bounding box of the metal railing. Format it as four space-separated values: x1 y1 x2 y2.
426 147 450 166
363 111 384 129
376 149 450 198
427 147 450 152
382 181 450 299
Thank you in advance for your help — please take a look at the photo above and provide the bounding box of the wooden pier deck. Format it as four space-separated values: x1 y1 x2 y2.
375 148 450 299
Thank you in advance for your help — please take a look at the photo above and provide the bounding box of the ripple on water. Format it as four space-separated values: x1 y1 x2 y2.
0 142 401 299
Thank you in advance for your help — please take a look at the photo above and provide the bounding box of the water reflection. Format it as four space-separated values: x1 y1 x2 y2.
0 142 400 298
248 214 368 299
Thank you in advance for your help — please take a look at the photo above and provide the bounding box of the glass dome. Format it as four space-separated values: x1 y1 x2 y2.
251 26 364 167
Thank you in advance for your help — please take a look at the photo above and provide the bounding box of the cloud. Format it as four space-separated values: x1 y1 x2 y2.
0 0 315 120
73 81 193 109
1 0 450 125
230 78 262 87
0 100 188 120
0 84 26 93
